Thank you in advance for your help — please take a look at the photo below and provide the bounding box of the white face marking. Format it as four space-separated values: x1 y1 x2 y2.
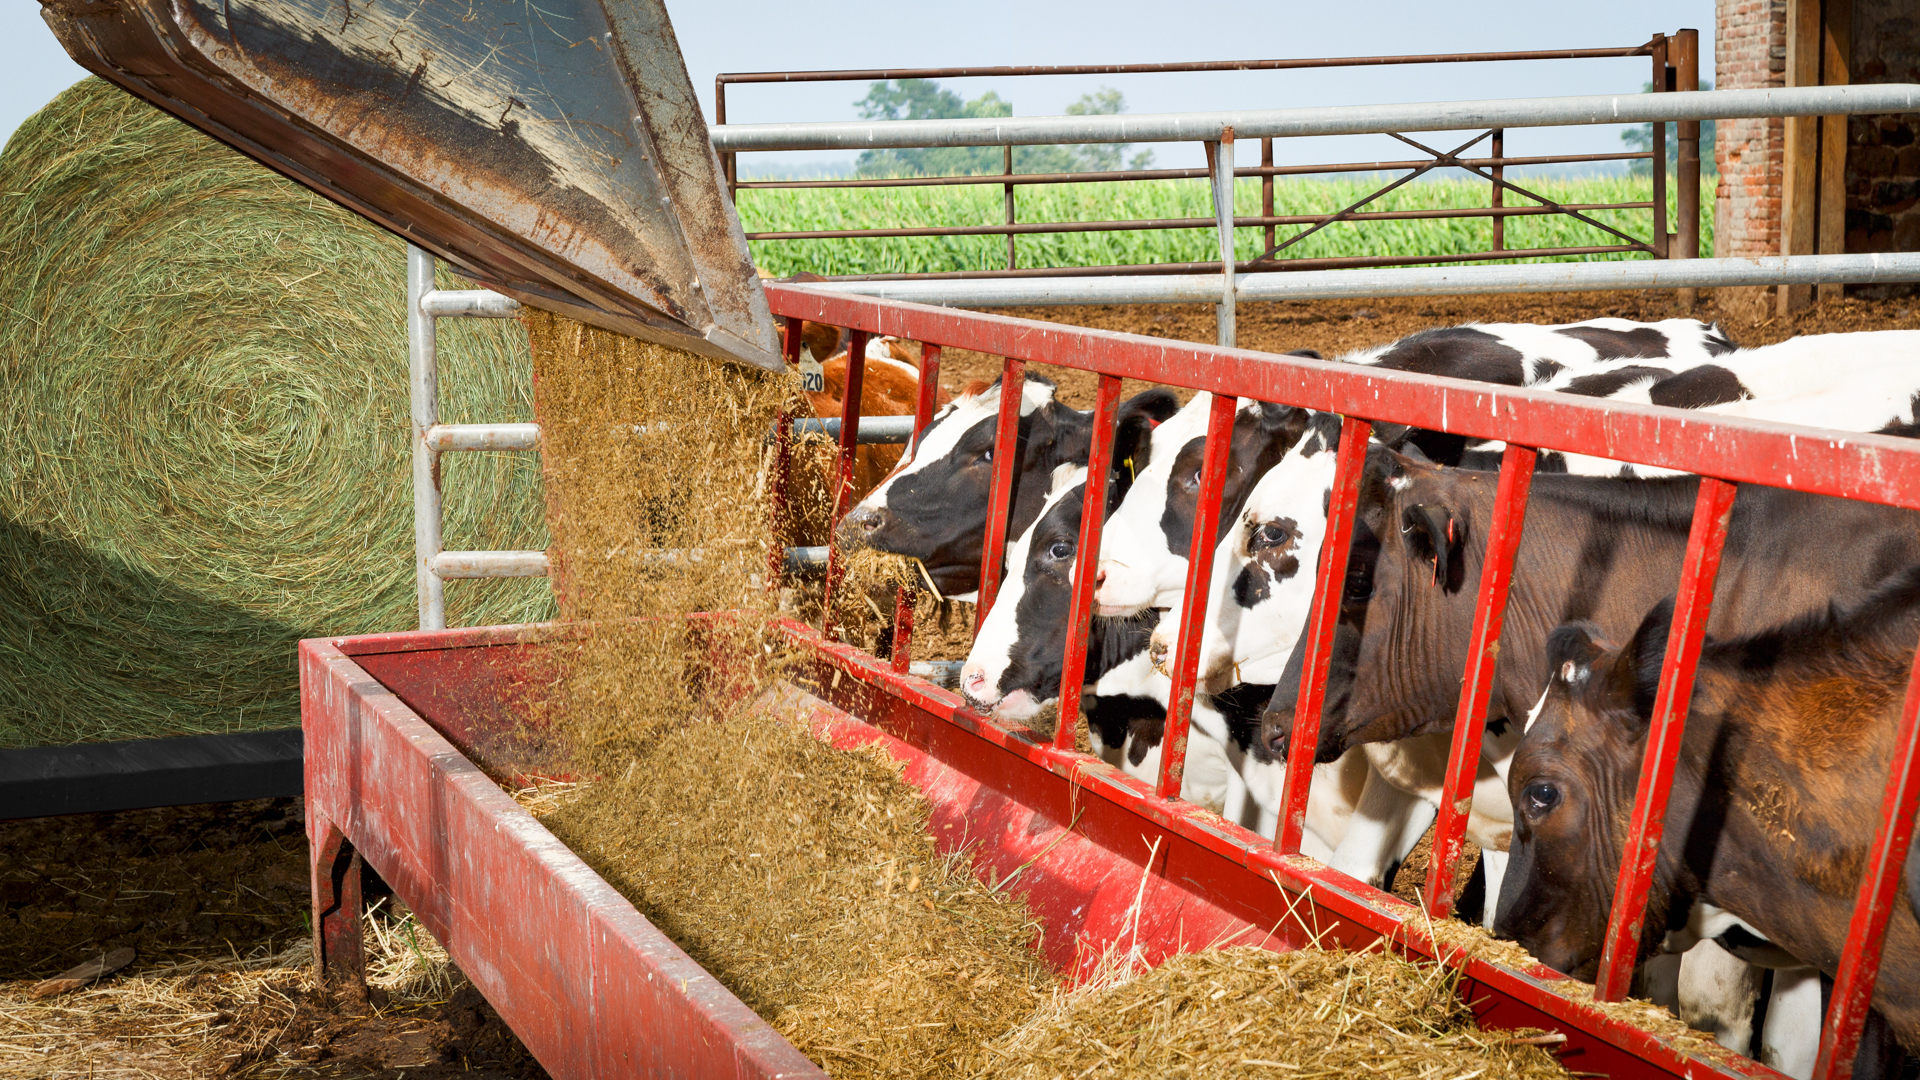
852 378 1057 515
1096 393 1262 615
1194 440 1338 690
960 466 1087 715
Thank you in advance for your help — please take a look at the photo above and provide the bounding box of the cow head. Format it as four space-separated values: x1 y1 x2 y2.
1493 607 1682 979
959 392 1173 720
1094 385 1315 617
1258 448 1479 764
836 379 1176 600
1180 411 1345 694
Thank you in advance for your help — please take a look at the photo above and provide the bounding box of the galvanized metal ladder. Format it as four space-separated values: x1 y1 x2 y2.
407 244 544 631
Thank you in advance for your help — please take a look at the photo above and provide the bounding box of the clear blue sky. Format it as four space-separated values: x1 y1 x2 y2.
5 1 1712 171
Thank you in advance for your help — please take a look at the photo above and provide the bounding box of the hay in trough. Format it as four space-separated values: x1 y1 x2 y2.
984 944 1570 1080
530 711 1054 1080
0 78 551 747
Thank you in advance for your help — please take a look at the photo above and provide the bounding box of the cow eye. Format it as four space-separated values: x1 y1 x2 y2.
1047 541 1073 560
1521 781 1562 817
977 448 992 464
1250 522 1289 550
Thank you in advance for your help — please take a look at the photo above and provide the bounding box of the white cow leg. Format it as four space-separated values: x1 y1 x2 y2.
1475 848 1509 931
1676 941 1763 1056
1328 767 1437 888
1758 967 1822 1080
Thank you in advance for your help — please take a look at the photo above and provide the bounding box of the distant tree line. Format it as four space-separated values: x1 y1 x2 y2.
852 79 1155 178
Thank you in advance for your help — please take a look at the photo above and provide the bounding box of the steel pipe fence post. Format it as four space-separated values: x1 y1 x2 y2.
1210 132 1237 347
1813 644 1920 1080
1277 415 1372 854
1594 475 1738 1001
1158 393 1239 801
1674 29 1701 310
1490 129 1505 252
408 244 447 632
821 329 868 639
1422 444 1536 918
1057 374 1124 750
977 356 1027 634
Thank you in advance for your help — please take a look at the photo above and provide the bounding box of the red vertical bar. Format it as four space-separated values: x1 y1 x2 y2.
1812 645 1920 1080
890 344 942 674
821 330 868 639
976 356 1026 636
1422 444 1537 917
764 317 804 593
1277 416 1372 854
1158 394 1239 801
1056 374 1124 750
1593 475 1738 1001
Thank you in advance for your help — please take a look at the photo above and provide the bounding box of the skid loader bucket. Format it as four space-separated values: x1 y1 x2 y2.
40 0 783 372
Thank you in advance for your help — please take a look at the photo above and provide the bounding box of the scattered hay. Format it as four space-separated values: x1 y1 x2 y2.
0 901 537 1078
529 707 1054 1080
984 944 1570 1080
0 78 550 747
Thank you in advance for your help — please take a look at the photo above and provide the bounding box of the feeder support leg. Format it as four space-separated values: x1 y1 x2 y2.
311 821 367 1003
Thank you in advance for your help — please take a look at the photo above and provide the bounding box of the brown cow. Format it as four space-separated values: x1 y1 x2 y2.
785 326 949 546
1496 566 1920 1055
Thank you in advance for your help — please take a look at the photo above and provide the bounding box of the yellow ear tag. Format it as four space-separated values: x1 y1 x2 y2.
1122 456 1135 480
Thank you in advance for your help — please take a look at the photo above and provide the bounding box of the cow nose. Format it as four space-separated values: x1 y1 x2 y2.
845 505 884 532
1259 711 1292 760
959 663 989 705
1148 636 1169 672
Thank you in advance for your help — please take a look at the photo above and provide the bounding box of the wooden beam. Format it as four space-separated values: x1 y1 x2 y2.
1818 0 1853 303
1780 0 1823 314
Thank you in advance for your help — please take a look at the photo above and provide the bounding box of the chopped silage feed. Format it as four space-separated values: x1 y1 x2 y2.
517 311 1577 1078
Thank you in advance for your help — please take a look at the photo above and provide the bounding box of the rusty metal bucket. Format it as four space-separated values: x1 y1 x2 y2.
40 0 783 372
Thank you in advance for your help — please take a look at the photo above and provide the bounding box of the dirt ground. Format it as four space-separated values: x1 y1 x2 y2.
0 799 545 1079
925 289 1920 408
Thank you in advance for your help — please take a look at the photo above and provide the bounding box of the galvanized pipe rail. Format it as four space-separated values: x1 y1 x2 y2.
716 39 1711 328
408 246 546 631
766 279 1920 1080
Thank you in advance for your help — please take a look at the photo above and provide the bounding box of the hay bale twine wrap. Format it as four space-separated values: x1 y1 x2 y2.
0 78 552 747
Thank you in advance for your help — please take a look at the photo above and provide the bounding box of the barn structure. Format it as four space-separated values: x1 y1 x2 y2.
1717 0 1920 313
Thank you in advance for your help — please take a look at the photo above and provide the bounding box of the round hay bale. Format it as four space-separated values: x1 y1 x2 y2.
0 78 552 747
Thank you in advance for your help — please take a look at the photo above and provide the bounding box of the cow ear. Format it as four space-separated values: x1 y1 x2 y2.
1545 622 1610 691
1608 598 1675 728
1399 502 1467 593
1283 348 1323 359
1119 388 1180 426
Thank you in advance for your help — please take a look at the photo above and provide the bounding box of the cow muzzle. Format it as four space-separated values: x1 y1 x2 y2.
834 505 886 552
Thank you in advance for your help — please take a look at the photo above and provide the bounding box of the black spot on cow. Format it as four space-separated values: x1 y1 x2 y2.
1369 327 1527 385
1297 411 1344 458
1554 325 1672 359
1531 357 1565 383
1233 518 1303 606
1701 326 1738 355
1207 682 1278 752
1560 366 1675 399
1647 364 1751 409
1083 694 1167 767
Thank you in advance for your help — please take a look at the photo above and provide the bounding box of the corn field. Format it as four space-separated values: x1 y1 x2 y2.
740 176 1714 278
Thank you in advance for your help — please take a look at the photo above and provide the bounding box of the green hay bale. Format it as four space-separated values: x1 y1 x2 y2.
0 78 554 747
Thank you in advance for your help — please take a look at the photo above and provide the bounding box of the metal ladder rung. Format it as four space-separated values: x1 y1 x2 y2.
425 423 541 452
430 550 550 579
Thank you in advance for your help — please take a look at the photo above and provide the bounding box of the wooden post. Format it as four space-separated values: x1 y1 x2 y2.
1780 0 1820 314
1673 30 1700 312
1818 1 1853 304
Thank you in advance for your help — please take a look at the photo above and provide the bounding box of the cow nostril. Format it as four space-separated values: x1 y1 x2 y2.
859 509 882 531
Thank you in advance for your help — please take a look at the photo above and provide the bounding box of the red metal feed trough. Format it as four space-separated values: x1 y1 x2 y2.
305 286 1920 1080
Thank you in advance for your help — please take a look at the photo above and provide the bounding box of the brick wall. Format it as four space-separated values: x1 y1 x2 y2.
1713 0 1788 261
1846 0 1920 295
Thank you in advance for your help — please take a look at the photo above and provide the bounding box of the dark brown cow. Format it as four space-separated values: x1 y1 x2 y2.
1496 567 1920 1052
1260 452 1920 765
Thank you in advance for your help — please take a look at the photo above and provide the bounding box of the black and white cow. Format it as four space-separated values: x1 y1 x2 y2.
1093 318 1742 620
834 375 1179 600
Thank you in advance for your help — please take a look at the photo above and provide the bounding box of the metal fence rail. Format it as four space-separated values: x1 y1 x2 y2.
765 278 1920 1080
716 36 1698 290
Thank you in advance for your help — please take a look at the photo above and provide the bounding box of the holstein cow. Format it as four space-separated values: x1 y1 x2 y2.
835 375 1179 600
958 465 1376 855
1498 571 1920 1068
